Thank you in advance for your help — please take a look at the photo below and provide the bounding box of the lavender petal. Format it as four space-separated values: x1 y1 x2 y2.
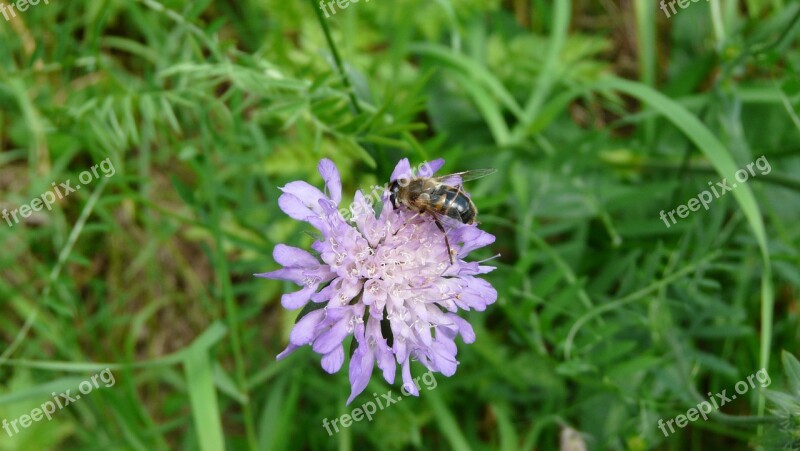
289 308 327 345
321 345 345 374
318 158 342 205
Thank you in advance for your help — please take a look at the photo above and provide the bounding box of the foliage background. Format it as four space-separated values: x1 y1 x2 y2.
0 0 799 449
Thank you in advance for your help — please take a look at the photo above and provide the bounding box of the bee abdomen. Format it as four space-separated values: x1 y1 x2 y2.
435 187 476 224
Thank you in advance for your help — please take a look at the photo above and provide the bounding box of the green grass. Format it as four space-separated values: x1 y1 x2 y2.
1 0 799 449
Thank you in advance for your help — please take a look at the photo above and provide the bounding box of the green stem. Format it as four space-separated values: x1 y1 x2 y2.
309 0 361 114
201 150 258 450
634 0 656 145
710 0 725 45
308 0 389 177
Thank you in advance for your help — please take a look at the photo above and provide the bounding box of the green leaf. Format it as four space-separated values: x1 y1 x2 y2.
184 344 226 451
595 78 775 408
783 351 800 397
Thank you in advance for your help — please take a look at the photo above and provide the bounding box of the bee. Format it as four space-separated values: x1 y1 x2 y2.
388 168 496 264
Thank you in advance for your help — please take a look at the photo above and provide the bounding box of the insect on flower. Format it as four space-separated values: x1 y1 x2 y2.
256 158 498 404
389 168 496 264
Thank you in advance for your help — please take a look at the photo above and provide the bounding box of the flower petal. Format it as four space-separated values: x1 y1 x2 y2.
390 158 412 182
281 285 317 310
289 308 327 345
431 341 458 376
278 193 315 222
313 317 350 354
365 317 396 383
318 159 342 205
352 190 375 224
417 158 445 177
254 268 305 284
346 327 375 405
276 343 300 360
273 244 320 268
329 279 364 307
457 276 497 311
400 359 419 396
378 347 396 384
453 226 496 256
311 282 336 303
414 320 433 347
281 180 326 203
321 345 345 374
362 279 387 307
279 181 327 219
446 313 476 343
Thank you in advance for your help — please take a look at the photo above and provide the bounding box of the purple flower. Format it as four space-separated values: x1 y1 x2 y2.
257 158 497 404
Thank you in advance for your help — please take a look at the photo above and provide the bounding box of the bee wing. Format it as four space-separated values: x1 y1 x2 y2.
434 168 496 186
422 205 465 230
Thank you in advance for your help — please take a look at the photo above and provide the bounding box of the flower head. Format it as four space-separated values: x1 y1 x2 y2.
257 158 497 404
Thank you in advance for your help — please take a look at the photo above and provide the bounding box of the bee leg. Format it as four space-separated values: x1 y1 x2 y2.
433 216 454 265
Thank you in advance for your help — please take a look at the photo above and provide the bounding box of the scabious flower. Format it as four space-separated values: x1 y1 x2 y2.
257 158 497 404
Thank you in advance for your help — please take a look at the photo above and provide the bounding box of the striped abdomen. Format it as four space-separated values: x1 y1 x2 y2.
427 185 476 224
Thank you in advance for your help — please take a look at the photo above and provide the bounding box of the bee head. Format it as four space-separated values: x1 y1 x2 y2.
388 180 400 209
